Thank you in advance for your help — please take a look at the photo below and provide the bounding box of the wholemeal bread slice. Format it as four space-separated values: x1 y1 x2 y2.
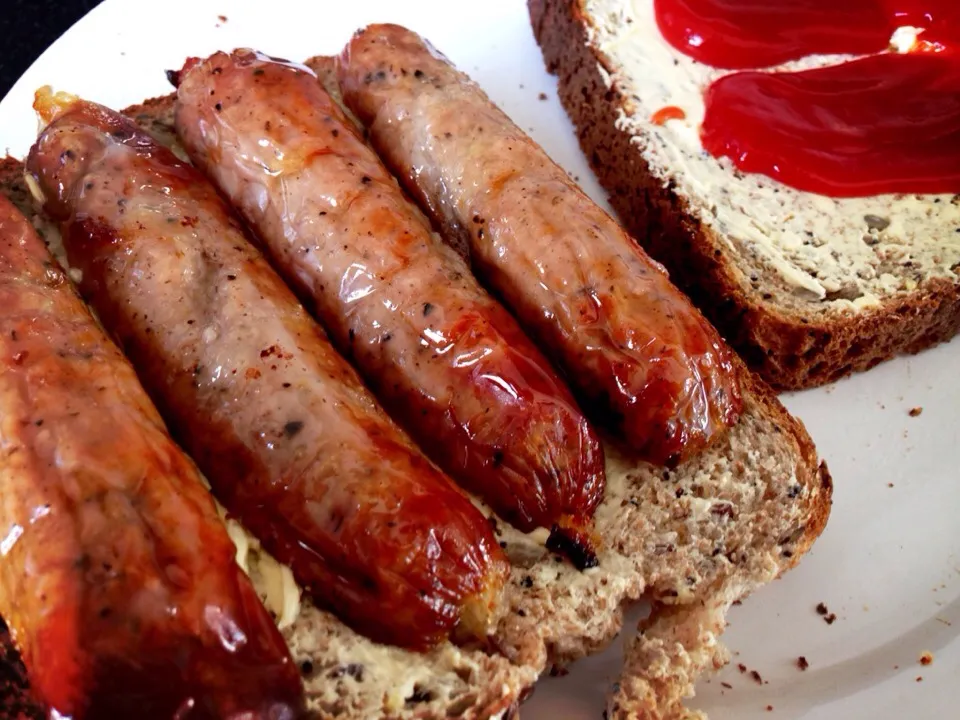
529 0 960 391
0 76 830 719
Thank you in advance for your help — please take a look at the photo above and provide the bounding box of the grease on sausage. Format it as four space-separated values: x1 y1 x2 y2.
174 50 605 567
26 94 508 651
0 192 303 719
337 25 743 466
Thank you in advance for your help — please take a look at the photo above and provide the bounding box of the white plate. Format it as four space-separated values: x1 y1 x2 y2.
1 2 958 718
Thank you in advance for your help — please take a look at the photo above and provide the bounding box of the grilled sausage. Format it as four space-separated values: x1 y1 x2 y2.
338 25 743 466
173 50 605 567
26 93 508 650
0 192 303 718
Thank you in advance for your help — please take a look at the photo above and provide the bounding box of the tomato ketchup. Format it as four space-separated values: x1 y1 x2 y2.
654 0 960 196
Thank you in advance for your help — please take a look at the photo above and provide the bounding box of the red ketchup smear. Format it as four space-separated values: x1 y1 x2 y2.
654 0 960 197
651 105 687 124
654 0 891 70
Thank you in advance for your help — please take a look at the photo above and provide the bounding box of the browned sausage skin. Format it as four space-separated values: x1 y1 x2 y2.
0 192 303 718
173 50 605 568
26 93 508 650
338 25 743 466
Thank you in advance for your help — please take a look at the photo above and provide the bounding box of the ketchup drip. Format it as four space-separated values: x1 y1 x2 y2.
654 0 960 197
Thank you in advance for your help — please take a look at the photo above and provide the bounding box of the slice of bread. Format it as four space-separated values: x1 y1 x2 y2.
0 78 830 719
529 0 960 390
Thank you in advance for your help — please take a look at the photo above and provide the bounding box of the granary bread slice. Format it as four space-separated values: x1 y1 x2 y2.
0 77 830 719
529 0 960 390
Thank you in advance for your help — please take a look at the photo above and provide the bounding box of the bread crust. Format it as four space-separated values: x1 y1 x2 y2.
528 0 960 390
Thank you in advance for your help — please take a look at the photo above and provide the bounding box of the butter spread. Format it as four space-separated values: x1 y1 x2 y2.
582 0 960 307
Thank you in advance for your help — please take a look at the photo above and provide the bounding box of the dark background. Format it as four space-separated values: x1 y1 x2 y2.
1 1 101 97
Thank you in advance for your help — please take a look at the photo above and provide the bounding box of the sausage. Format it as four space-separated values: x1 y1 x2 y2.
26 93 508 650
0 192 303 718
173 50 605 568
337 25 743 466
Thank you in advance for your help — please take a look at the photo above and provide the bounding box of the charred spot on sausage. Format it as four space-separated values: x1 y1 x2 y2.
283 421 304 438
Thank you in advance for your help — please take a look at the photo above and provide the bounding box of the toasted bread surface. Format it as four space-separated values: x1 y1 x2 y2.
0 74 829 718
528 0 960 391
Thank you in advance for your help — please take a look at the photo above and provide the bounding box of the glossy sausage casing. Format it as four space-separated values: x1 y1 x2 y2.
173 50 605 565
26 96 508 650
338 25 743 466
0 193 302 718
